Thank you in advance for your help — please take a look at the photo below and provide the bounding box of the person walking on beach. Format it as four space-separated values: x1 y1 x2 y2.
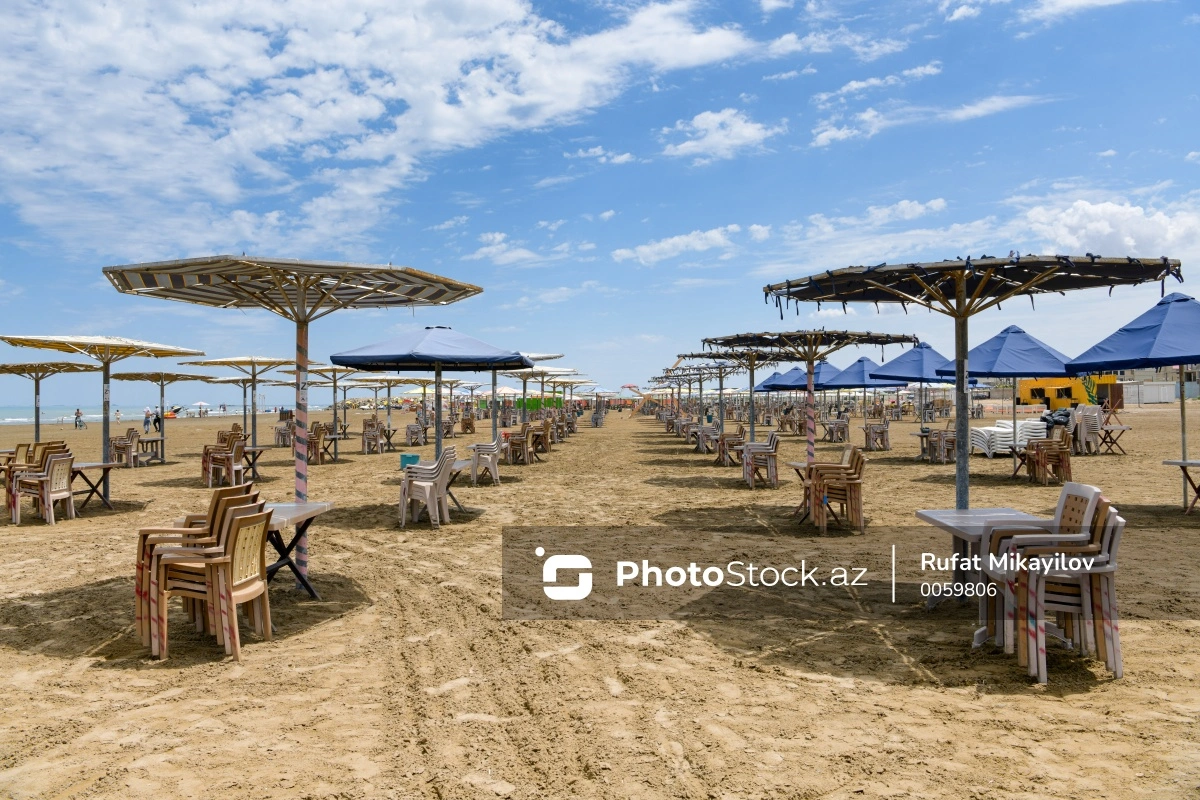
74 408 84 429
143 406 152 433
152 407 162 432
115 409 121 423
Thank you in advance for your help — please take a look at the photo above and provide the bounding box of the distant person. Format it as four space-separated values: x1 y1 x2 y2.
74 408 84 429
115 409 121 423
153 408 162 432
143 406 152 432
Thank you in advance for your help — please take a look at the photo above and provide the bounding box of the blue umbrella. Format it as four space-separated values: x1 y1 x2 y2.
823 357 907 420
936 325 1071 470
753 371 783 392
1068 292 1200 508
770 360 843 390
872 342 976 421
332 326 533 456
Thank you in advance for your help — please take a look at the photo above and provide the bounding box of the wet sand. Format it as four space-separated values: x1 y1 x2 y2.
0 405 1198 799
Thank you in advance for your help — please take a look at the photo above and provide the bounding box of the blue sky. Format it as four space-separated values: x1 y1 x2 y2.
1 0 1197 409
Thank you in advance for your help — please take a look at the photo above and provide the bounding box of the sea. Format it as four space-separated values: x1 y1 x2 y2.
0 404 321 426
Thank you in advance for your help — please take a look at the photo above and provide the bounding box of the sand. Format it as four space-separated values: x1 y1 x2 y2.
1 406 1198 799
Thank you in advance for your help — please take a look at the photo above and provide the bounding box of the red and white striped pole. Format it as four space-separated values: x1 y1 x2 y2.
294 320 310 584
806 360 816 465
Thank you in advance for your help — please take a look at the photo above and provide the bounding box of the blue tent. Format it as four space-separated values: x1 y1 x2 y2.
1067 292 1200 509
935 325 1070 378
767 360 843 390
823 357 908 389
753 371 783 392
331 326 533 456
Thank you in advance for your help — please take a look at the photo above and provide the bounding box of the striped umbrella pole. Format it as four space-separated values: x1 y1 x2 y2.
294 320 309 583
806 360 816 464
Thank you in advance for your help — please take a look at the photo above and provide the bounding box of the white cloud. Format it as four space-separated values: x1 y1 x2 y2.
1186 152 1200 163
812 60 942 108
534 174 581 189
811 94 1048 146
1097 149 1118 158
0 0 760 258
764 70 800 81
578 241 597 251
537 219 566 231
428 215 468 231
760 0 794 12
565 146 634 164
464 232 540 266
599 210 616 221
1019 0 1155 24
945 5 982 21
749 224 772 241
662 109 787 165
768 27 908 62
612 224 741 265
507 280 613 309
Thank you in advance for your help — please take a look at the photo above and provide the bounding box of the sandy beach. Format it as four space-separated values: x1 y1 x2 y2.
1 405 1198 799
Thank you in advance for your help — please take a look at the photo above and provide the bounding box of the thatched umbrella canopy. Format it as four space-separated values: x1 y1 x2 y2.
763 254 1183 507
0 361 99 442
103 255 481 507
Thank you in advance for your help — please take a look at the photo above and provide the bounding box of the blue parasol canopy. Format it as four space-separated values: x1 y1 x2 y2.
766 361 844 391
822 357 908 389
331 326 533 371
1067 293 1200 373
872 342 977 385
935 325 1070 378
753 371 783 392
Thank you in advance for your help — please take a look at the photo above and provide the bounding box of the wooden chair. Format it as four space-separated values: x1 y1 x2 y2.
405 423 427 447
1027 425 1072 484
361 420 382 454
308 424 326 465
812 448 866 534
461 413 476 434
741 433 780 489
505 424 531 465
12 453 75 525
214 508 275 662
715 425 745 466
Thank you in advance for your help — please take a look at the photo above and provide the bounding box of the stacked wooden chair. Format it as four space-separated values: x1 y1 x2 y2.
505 423 531 465
399 447 457 527
10 449 75 525
739 432 781 489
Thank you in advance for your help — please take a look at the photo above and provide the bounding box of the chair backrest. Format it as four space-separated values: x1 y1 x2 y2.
13 443 29 463
231 423 242 435
217 430 231 444
1051 482 1102 535
47 454 74 492
128 429 140 447
1102 510 1125 567
229 439 245 461
227 509 275 590
202 483 256 526
213 495 265 551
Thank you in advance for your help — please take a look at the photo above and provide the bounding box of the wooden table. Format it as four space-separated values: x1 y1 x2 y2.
916 507 1043 594
911 431 931 461
1163 460 1200 514
243 445 270 480
263 501 334 599
380 426 397 452
138 436 165 465
71 462 121 510
1100 424 1132 455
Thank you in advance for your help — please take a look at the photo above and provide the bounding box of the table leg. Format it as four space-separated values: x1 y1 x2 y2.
266 518 321 599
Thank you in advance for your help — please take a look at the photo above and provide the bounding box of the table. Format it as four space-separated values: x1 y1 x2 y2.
138 436 165 465
915 507 1044 609
1100 424 1132 455
243 445 270 480
1163 460 1200 514
820 419 848 443
264 501 334 599
911 431 931 461
380 426 397 452
322 434 351 462
71 462 120 510
446 459 471 512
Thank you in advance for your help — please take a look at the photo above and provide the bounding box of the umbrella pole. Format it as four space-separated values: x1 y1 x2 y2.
159 377 166 463
1012 377 1018 475
492 370 498 441
435 363 443 460
522 378 528 424
1182 370 1190 510
386 382 392 431
954 281 970 510
332 373 339 462
748 360 756 443
251 369 258 449
806 360 816 465
295 321 309 502
33 376 40 443
102 360 111 502
718 371 725 437
242 383 248 436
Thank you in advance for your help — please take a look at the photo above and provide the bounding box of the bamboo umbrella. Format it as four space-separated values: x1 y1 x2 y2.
179 357 291 448
0 335 203 500
362 375 416 433
0 362 99 442
103 255 481 507
111 371 211 462
764 254 1183 508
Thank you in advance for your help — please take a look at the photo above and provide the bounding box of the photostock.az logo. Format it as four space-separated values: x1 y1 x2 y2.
537 546 592 600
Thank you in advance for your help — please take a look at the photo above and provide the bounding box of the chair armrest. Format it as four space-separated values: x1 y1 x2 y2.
1021 544 1102 556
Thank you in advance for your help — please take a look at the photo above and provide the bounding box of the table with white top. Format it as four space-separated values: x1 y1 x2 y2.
264 501 335 599
1163 460 1200 514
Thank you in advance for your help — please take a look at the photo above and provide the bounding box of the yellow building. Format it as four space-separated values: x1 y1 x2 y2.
1018 374 1118 410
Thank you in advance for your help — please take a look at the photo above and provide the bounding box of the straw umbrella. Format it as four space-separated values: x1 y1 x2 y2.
103 255 481 506
676 349 782 441
110 370 211 461
503 366 578 423
362 375 415 433
205 375 257 430
0 335 204 500
0 362 99 442
178 357 290 448
764 254 1182 508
